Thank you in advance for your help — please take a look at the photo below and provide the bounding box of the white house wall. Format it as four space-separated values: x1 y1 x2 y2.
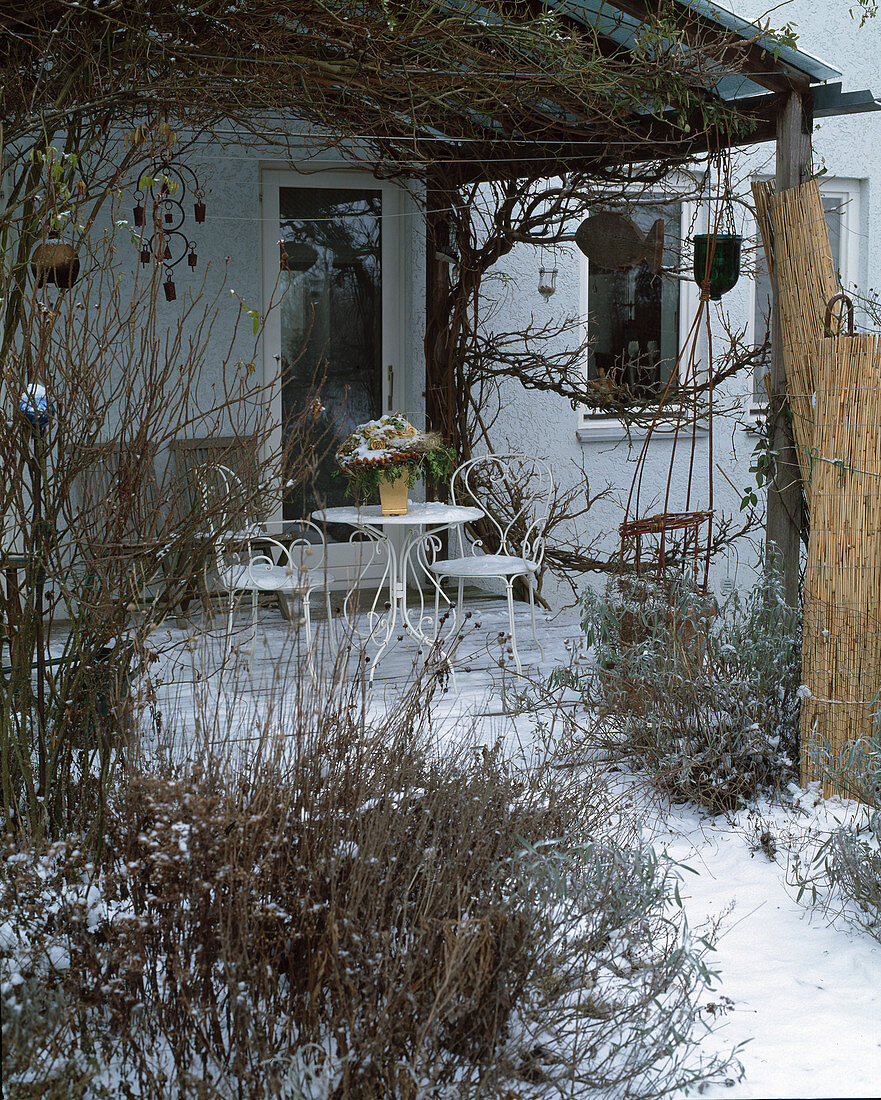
487 1 880 610
82 137 427 478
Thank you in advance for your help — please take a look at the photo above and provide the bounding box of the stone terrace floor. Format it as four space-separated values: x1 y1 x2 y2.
137 590 586 752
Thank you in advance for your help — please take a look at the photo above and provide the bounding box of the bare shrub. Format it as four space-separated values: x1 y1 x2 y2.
1 181 332 844
0 664 740 1098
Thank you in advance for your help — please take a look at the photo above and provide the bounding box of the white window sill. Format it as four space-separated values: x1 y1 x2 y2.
577 419 709 444
742 408 768 433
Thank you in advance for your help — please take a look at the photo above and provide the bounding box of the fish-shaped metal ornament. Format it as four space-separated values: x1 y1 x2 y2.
574 212 665 273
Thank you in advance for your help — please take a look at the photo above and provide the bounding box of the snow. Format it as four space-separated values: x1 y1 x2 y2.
34 597 881 1098
656 798 881 1099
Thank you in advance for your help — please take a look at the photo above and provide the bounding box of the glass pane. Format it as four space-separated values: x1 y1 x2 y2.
587 203 681 404
752 252 773 406
822 195 843 277
279 187 382 523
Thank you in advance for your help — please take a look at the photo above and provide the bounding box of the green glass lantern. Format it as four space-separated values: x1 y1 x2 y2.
692 233 741 300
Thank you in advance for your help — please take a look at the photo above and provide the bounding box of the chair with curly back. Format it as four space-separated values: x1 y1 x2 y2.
196 463 335 677
427 454 552 674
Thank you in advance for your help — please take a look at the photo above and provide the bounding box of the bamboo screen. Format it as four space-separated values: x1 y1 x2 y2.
752 179 838 507
799 334 881 795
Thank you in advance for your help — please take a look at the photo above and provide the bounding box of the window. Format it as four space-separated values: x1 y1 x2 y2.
578 201 697 441
750 179 861 415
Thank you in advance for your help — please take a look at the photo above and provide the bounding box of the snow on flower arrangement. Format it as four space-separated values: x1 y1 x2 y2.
335 413 455 500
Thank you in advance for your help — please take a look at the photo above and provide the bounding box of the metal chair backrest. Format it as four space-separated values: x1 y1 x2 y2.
196 463 329 583
278 520 331 582
450 454 553 565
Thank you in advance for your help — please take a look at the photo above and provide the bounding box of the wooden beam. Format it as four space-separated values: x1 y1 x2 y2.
766 90 812 607
424 179 454 454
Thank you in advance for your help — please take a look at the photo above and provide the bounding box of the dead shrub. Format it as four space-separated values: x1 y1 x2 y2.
1 667 739 1098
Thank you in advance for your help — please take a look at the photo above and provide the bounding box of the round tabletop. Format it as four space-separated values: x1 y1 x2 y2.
313 502 484 526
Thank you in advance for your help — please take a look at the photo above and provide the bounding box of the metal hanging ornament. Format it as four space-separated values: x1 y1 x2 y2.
133 156 205 301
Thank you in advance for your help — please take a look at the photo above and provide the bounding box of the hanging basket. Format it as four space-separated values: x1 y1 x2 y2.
378 471 409 515
692 234 741 300
575 213 665 273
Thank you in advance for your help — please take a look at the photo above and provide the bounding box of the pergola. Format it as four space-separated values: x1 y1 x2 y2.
398 0 879 606
4 0 879 599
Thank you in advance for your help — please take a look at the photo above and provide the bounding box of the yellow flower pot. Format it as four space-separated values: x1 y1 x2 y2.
378 471 409 515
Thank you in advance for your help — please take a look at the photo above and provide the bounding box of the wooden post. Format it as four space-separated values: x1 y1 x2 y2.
424 180 449 434
767 89 812 608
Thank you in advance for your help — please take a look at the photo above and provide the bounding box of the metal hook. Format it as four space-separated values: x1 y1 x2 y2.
823 293 854 337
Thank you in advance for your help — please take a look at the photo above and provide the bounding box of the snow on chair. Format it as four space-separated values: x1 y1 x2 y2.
427 454 551 674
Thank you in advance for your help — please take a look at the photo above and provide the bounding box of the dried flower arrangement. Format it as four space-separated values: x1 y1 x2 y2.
335 413 455 500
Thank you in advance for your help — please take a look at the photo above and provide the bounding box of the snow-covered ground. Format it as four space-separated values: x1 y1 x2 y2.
659 797 881 1099
136 595 881 1098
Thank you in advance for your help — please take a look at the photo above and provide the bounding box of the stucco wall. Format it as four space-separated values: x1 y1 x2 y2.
87 139 428 470
10 2 874 614
486 1 881 610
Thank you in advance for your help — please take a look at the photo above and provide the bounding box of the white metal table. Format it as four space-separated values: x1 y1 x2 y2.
312 502 484 686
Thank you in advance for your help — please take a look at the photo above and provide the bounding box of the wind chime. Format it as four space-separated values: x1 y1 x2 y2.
133 155 206 301
618 155 741 591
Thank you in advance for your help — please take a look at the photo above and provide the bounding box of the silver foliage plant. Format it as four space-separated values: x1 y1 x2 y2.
577 568 802 812
793 714 881 943
0 660 742 1099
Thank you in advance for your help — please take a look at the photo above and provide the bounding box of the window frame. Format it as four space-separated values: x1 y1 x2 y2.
576 198 701 443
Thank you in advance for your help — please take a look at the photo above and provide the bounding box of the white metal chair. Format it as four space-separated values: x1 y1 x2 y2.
197 464 335 676
428 454 552 674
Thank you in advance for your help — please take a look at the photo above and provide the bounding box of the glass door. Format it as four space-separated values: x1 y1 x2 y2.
262 171 406 581
278 185 383 521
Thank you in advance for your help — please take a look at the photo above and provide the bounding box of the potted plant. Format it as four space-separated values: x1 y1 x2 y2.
336 413 455 515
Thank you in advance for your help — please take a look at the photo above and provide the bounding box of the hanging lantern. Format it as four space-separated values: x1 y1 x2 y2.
31 234 81 289
537 265 557 301
692 234 742 300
